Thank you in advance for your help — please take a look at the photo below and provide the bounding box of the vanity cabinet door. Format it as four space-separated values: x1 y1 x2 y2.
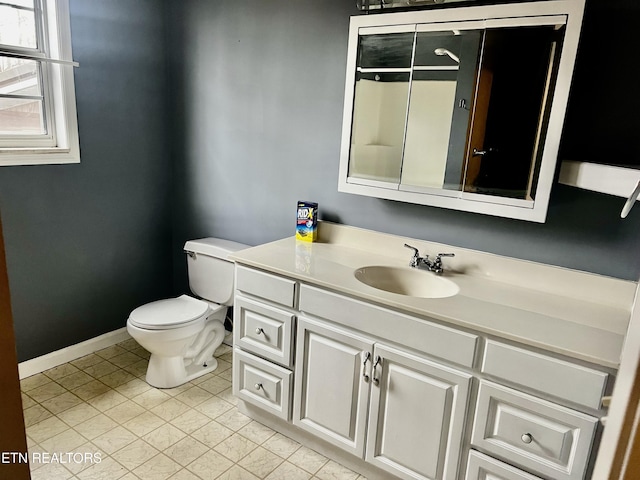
293 316 374 458
365 343 472 480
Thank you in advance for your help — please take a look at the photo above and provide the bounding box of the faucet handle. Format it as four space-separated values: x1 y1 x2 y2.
434 253 455 267
404 244 421 267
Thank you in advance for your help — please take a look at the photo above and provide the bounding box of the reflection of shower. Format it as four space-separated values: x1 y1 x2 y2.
434 48 460 63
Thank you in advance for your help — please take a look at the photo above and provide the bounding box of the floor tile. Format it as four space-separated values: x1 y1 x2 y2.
122 411 166 437
99 369 137 388
24 404 53 427
123 359 149 377
314 460 360 480
131 388 172 409
22 339 366 480
142 423 186 451
198 376 232 395
115 378 152 398
74 414 119 440
28 381 67 403
109 351 144 369
92 425 138 454
21 373 52 392
237 421 275 445
21 391 37 409
191 420 234 447
175 385 213 407
194 395 234 419
103 399 146 424
111 438 159 470
71 354 104 370
95 344 128 360
214 433 258 463
170 409 210 435
71 379 112 401
151 397 191 422
215 409 252 432
43 363 81 381
39 427 88 452
289 446 329 474
56 371 95 390
262 432 301 459
164 436 209 467
238 446 283 478
133 453 182 480
76 455 128 480
27 416 70 443
265 461 311 480
186 449 234 480
168 469 201 480
40 391 83 415
30 461 74 480
84 360 120 379
90 389 129 412
57 402 101 427
218 465 260 480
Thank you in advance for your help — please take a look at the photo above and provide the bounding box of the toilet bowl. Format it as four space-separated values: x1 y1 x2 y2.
126 238 248 388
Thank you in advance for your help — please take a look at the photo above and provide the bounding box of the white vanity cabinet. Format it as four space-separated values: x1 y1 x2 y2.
231 264 608 480
293 315 472 480
365 342 472 480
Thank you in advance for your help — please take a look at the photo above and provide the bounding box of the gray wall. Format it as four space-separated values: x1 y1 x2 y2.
0 0 172 362
169 0 640 286
4 0 640 362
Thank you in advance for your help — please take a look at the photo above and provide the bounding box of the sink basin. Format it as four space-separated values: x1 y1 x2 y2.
354 266 459 299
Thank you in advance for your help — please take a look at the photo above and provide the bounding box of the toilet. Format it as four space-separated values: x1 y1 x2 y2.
127 237 248 388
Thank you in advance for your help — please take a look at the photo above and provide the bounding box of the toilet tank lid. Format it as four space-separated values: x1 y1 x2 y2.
184 237 249 260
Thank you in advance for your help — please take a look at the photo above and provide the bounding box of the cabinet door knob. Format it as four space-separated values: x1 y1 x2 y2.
521 433 533 444
255 327 264 335
254 383 263 390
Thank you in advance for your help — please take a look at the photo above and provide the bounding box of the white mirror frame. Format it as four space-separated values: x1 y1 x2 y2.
338 0 586 223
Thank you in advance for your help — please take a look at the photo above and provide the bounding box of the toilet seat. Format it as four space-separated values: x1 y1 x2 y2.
128 295 210 330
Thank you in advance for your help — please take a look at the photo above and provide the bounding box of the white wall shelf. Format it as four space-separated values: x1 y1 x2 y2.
559 161 640 217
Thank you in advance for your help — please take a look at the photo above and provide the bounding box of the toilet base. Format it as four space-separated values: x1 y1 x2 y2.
146 354 220 389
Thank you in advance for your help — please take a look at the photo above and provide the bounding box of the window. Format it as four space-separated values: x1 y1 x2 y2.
0 0 79 165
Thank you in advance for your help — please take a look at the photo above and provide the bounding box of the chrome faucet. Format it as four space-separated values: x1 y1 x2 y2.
404 243 455 275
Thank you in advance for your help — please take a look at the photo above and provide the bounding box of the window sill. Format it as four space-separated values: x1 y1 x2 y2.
0 146 80 166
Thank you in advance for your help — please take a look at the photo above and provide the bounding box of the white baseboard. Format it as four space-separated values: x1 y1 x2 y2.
18 327 132 379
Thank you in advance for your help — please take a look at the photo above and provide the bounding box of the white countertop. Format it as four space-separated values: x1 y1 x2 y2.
230 223 636 369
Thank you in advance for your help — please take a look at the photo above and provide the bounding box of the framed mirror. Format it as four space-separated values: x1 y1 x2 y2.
338 0 586 222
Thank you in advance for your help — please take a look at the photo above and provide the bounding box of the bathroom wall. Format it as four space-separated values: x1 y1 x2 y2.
0 0 172 362
168 0 640 284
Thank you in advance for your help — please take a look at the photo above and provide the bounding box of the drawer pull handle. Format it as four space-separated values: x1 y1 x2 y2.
362 351 371 382
254 383 263 391
255 328 264 335
521 433 533 444
372 355 382 386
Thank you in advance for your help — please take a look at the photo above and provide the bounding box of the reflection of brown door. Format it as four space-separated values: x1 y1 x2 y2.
0 214 30 480
463 61 492 192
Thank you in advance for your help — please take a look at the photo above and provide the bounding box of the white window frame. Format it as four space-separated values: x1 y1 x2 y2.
0 0 79 166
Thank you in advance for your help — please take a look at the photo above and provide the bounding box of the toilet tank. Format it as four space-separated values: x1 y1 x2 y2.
184 238 249 306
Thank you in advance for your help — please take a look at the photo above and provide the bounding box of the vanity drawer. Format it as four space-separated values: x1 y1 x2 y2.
232 348 292 421
236 265 297 308
465 451 543 480
471 381 598 480
482 340 608 410
299 284 478 368
233 296 295 368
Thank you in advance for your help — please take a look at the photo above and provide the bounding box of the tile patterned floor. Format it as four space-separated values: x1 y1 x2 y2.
21 339 367 480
